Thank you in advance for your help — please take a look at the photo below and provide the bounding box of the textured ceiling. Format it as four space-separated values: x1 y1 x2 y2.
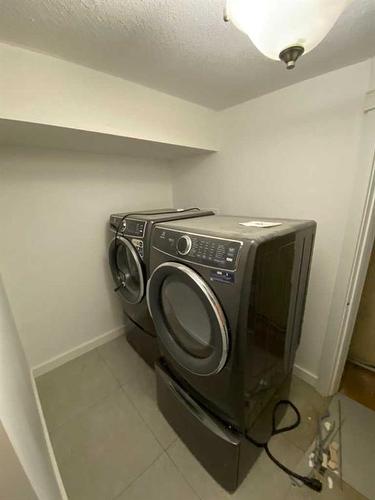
1 0 374 109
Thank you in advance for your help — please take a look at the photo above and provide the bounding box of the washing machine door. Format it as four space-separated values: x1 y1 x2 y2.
109 237 144 304
147 262 229 376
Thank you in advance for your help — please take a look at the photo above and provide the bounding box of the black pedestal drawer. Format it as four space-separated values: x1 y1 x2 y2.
156 362 259 492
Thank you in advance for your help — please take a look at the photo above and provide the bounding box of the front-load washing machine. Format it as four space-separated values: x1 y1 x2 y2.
147 215 316 489
108 208 214 366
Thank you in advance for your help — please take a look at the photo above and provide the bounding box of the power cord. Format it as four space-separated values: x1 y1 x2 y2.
245 400 322 492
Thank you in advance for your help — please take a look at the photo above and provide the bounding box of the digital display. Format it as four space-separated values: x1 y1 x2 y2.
123 219 146 238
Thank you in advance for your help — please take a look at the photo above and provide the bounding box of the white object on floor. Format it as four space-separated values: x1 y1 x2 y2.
330 393 375 500
327 476 333 489
324 421 332 431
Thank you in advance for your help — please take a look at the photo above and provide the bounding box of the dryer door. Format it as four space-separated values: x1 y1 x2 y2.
109 237 144 304
147 262 229 376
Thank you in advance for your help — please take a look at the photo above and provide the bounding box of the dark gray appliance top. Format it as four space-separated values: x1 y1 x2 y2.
110 208 213 223
156 214 316 242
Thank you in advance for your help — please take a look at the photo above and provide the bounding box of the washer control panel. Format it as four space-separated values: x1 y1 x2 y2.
153 227 241 270
131 238 144 259
110 216 146 238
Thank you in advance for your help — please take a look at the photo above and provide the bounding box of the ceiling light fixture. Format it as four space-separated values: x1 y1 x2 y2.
224 0 352 69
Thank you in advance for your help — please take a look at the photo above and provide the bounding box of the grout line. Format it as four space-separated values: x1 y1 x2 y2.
42 341 168 500
87 353 167 499
164 448 204 500
49 387 123 459
166 435 178 449
39 348 122 436
96 340 177 451
165 445 206 500
96 339 200 497
95 345 156 428
112 451 165 500
282 436 313 456
49 383 119 435
118 382 175 451
51 381 164 499
95 347 123 389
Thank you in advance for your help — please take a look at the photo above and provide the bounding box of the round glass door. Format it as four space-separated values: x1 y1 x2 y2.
147 262 229 376
109 237 144 304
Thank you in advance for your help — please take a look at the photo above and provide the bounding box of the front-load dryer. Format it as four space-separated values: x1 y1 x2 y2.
147 215 316 430
108 208 214 366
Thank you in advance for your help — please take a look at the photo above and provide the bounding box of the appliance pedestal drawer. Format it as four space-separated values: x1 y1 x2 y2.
156 362 259 492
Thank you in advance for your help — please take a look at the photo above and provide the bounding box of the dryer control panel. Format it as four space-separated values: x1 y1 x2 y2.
153 227 241 271
110 215 147 238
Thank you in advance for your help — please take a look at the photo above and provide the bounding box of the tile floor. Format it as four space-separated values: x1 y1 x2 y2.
37 335 368 500
329 394 375 500
340 361 375 412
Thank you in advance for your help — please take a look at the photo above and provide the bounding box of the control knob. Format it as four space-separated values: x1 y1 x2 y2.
177 235 192 256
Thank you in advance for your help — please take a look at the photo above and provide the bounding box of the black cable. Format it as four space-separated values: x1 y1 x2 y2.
245 400 322 492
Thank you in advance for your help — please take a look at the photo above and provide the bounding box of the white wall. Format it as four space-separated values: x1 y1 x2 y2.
0 42 372 390
172 61 371 383
0 422 38 500
0 275 66 499
0 42 219 152
0 146 173 369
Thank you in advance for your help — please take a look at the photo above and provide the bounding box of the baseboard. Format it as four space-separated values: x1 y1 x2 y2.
293 363 318 387
32 325 125 377
30 372 68 499
32 325 319 389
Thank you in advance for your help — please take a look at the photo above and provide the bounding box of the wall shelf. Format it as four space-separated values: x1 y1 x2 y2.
0 119 217 160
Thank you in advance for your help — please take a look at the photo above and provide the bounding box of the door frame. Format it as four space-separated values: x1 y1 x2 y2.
317 91 375 395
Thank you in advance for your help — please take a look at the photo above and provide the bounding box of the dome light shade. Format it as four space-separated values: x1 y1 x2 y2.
225 0 351 65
